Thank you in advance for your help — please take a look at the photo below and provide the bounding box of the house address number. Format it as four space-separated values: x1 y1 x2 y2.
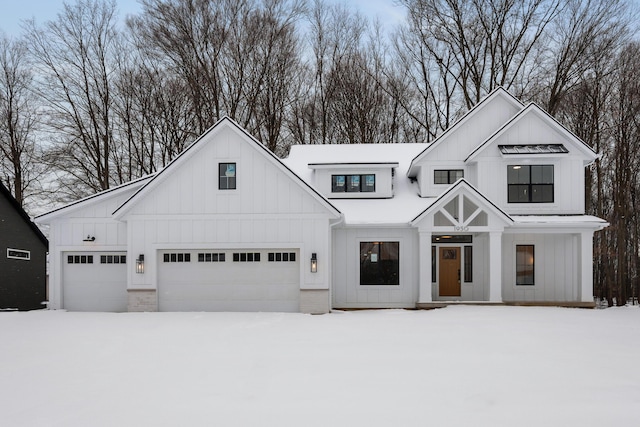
454 226 469 231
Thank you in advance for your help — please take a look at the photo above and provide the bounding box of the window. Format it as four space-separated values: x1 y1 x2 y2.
516 245 535 285
434 169 464 184
219 163 236 190
7 248 30 260
233 252 261 262
360 242 399 286
67 255 93 264
100 255 126 264
464 246 473 282
268 252 296 262
198 253 226 262
508 165 554 203
332 174 375 193
163 253 191 262
431 246 436 283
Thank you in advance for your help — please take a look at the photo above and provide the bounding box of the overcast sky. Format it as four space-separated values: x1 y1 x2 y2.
0 0 405 38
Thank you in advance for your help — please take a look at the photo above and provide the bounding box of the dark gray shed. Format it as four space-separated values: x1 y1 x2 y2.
0 183 48 310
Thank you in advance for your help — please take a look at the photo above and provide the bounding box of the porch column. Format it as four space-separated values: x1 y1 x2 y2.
579 231 595 302
488 231 502 302
418 231 433 302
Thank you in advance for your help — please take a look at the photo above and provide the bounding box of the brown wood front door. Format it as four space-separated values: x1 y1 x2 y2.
439 247 461 297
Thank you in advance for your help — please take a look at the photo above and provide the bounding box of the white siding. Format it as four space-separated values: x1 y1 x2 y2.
502 233 579 302
122 124 336 299
332 227 418 308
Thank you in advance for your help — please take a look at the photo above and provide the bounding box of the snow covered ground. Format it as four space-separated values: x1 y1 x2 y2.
1 306 638 426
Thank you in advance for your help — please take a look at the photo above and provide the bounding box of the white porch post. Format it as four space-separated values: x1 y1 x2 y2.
488 231 502 302
418 231 433 302
579 231 595 302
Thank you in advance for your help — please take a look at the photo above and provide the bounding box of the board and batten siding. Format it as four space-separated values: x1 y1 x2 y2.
46 190 135 310
332 227 418 308
123 124 336 292
501 233 579 302
474 154 586 215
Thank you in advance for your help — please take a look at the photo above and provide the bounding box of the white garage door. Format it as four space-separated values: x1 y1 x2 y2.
158 249 300 312
62 252 128 312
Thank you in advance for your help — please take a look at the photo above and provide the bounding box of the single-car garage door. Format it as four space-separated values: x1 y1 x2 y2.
62 252 128 311
158 249 300 312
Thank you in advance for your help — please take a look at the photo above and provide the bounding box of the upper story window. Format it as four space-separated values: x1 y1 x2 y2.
219 163 236 190
332 174 375 193
508 165 554 203
434 170 464 184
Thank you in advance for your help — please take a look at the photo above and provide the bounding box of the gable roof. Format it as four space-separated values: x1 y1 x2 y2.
411 178 512 226
464 102 598 163
407 87 524 177
112 117 341 220
0 182 48 247
35 174 156 223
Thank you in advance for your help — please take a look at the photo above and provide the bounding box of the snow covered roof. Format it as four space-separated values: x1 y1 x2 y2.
283 143 433 225
510 215 609 230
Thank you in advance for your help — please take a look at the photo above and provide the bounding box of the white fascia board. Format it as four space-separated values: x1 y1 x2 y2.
35 174 155 223
407 87 524 177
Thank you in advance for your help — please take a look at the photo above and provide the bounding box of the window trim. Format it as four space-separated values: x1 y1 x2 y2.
219 162 237 190
7 248 31 261
359 241 400 286
507 165 554 204
434 169 464 185
332 174 376 193
516 245 535 286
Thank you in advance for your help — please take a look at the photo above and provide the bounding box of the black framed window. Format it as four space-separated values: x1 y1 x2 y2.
508 165 553 203
464 246 473 282
434 169 464 184
332 174 375 193
360 242 399 286
219 163 236 190
233 252 261 262
431 246 436 282
516 245 535 285
163 253 191 263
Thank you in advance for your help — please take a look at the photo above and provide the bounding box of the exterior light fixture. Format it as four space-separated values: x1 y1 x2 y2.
136 254 145 274
310 253 318 273
83 235 95 242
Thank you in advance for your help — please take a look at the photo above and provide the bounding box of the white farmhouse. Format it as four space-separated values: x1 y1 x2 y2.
36 88 608 313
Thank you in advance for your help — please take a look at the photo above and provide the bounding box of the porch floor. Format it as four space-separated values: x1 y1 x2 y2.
416 301 596 309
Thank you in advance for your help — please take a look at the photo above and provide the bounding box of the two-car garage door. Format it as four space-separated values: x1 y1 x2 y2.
158 249 300 312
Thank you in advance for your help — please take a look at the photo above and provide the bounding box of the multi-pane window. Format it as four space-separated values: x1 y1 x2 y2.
100 255 126 264
198 253 226 262
360 242 399 286
67 255 94 264
7 248 30 260
268 252 296 262
233 252 261 262
508 165 554 203
434 169 464 184
219 163 236 190
332 174 375 193
163 253 191 262
516 245 535 285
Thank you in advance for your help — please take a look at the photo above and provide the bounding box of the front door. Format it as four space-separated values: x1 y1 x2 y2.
439 247 461 297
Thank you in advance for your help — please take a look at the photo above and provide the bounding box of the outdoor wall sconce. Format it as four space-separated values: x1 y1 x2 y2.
310 253 318 273
83 235 95 242
136 254 145 274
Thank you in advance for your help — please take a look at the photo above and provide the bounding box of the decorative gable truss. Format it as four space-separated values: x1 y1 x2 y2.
411 179 512 232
